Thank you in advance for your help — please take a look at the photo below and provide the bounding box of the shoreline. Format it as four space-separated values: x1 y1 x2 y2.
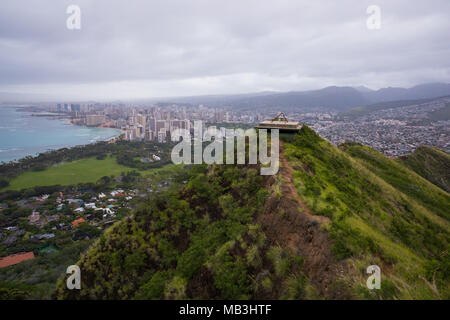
66 117 125 142
0 109 124 164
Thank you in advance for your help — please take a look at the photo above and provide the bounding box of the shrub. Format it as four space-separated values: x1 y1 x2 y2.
164 276 187 300
246 245 262 268
213 252 250 299
136 271 172 299
0 179 9 189
281 275 307 299
267 246 291 277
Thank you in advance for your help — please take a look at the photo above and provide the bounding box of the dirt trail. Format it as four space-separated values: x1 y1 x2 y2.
257 142 350 299
278 143 330 225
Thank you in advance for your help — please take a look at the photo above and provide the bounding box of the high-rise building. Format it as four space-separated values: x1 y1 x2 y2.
137 114 147 129
157 129 166 143
170 119 190 132
137 125 144 139
215 109 224 123
126 128 136 141
145 129 154 141
71 104 81 112
86 115 105 126
155 120 167 134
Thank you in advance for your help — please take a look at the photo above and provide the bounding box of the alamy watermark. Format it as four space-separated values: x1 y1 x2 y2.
66 265 81 290
170 121 279 175
66 5 81 30
65 5 381 31
366 265 381 289
366 5 381 30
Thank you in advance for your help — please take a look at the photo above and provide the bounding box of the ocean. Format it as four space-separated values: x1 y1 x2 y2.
0 106 122 163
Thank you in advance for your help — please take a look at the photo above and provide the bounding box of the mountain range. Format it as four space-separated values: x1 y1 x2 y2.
2 82 450 112
160 82 450 112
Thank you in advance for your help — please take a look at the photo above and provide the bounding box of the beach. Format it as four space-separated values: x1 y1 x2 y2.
0 106 122 163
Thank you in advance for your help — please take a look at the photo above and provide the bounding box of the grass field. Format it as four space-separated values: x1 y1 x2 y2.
2 156 161 191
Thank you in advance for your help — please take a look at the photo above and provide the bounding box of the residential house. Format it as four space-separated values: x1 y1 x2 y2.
71 218 86 228
85 203 97 209
38 194 49 202
31 233 55 240
46 214 60 223
28 210 41 223
110 189 124 197
67 199 84 207
28 210 46 228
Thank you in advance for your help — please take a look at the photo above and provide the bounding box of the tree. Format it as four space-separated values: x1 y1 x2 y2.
0 179 9 189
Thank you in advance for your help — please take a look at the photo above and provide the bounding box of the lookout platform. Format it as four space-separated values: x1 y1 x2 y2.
254 112 302 133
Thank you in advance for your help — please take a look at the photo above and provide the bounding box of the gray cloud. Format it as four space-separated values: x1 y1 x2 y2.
0 0 449 99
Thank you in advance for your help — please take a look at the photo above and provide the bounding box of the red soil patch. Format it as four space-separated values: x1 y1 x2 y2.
0 252 35 268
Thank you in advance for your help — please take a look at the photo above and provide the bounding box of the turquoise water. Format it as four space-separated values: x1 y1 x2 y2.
0 106 122 163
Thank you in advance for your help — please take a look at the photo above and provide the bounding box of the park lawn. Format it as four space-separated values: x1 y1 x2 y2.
3 156 157 191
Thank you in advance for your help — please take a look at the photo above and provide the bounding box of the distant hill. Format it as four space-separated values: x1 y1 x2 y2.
398 146 450 192
428 103 450 121
158 83 450 112
54 127 450 300
3 83 450 111
160 86 368 111
339 96 443 118
364 83 450 103
340 96 450 119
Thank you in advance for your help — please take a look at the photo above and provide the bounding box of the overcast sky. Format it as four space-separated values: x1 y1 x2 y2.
0 0 449 100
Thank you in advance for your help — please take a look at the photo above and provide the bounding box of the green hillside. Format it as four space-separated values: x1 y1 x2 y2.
54 126 450 300
284 127 449 299
55 164 298 299
398 146 450 192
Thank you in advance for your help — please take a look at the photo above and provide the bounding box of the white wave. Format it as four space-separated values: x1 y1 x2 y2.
0 147 23 153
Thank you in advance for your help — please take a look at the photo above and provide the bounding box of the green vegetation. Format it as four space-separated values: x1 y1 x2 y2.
1 156 182 192
398 145 450 192
0 153 188 300
0 179 9 189
3 156 145 191
341 143 449 220
11 127 446 300
0 140 173 190
284 126 450 299
53 162 314 300
0 241 91 299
